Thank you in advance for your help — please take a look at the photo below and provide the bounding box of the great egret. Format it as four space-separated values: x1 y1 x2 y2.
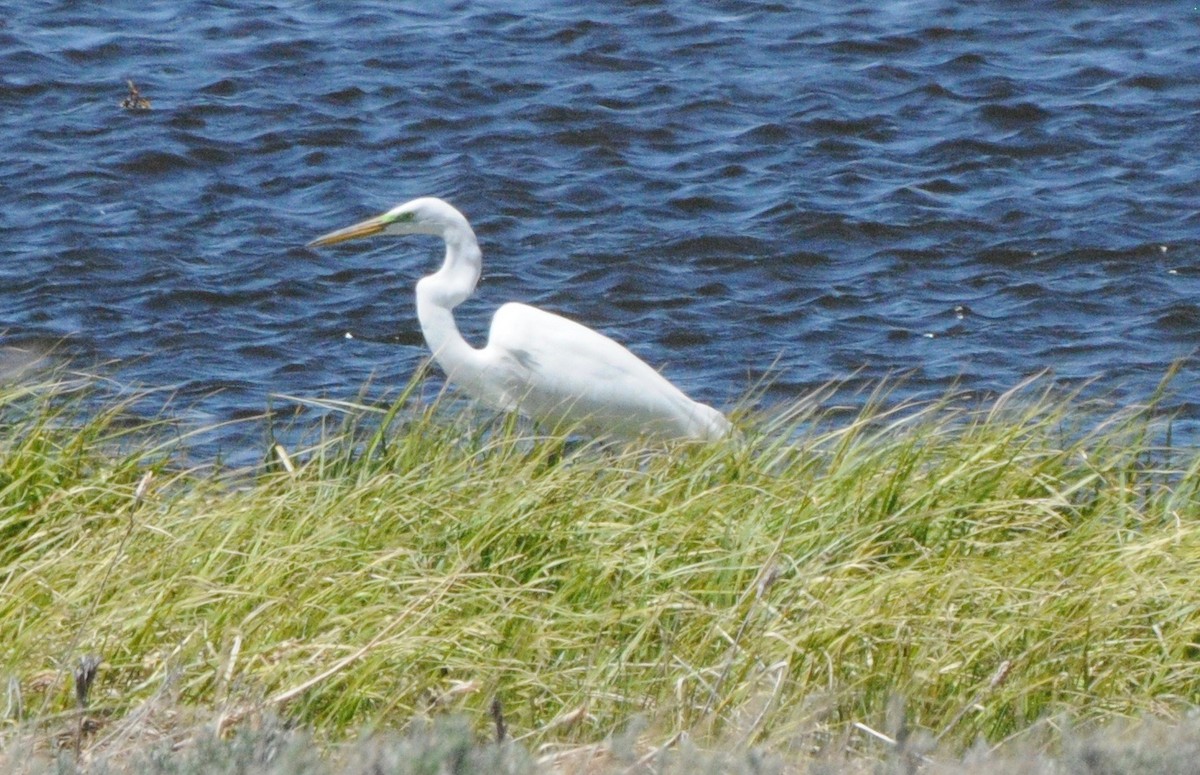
308 197 730 441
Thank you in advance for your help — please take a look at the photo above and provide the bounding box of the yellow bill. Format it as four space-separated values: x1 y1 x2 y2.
307 215 389 248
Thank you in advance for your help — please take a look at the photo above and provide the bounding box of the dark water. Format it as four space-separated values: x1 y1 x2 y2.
2 2 1199 457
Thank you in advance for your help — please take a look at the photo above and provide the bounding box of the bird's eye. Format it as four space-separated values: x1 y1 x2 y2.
382 211 415 225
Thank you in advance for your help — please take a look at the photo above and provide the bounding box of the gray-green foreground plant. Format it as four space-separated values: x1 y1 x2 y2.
2 372 1198 771
6 712 1200 775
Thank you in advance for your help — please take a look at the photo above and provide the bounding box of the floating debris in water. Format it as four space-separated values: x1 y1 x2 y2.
120 80 151 110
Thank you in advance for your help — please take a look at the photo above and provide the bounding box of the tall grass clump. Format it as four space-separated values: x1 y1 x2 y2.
2 371 1199 765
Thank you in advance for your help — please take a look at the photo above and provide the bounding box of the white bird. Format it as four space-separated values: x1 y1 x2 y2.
308 197 729 441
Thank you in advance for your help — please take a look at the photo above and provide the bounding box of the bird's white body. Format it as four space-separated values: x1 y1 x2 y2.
441 301 728 440
310 197 729 441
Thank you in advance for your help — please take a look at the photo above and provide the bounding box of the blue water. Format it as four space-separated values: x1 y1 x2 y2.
2 2 1198 456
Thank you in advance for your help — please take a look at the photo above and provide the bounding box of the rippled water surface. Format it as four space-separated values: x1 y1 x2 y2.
2 2 1198 453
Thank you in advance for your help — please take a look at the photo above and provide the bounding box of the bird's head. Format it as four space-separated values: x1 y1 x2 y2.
307 197 469 247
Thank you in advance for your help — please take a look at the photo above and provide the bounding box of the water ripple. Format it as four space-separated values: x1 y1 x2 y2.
0 1 1197 456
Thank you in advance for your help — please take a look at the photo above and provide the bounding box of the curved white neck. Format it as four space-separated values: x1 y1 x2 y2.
414 227 487 385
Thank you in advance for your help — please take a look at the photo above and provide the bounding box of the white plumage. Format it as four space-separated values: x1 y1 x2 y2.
309 197 728 441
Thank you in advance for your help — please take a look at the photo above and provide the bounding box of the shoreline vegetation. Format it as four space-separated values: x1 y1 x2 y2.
2 369 1198 773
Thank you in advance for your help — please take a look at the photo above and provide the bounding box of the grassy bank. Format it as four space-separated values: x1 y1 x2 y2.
2 372 1199 770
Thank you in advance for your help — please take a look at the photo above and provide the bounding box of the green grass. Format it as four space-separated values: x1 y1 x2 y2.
2 370 1199 770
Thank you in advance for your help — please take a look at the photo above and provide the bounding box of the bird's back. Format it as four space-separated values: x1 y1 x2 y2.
481 302 728 440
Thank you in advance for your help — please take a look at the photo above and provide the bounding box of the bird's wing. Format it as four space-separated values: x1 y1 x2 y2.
482 302 712 439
